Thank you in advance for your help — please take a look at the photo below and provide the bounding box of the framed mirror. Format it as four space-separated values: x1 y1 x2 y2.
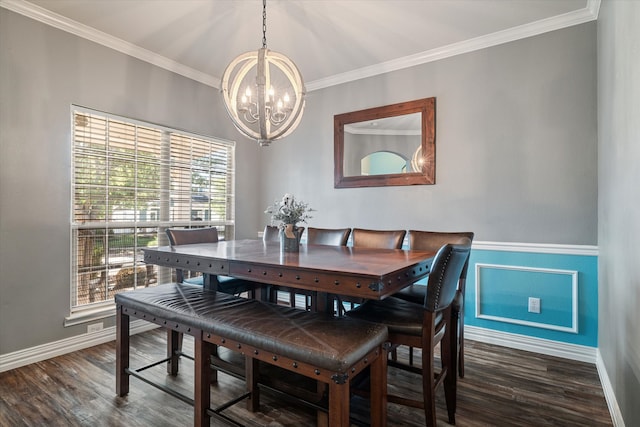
334 97 435 188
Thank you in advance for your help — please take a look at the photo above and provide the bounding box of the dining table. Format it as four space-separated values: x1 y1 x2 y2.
141 238 435 425
143 238 435 314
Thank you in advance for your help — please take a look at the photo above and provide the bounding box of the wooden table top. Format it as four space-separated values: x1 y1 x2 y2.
143 239 434 300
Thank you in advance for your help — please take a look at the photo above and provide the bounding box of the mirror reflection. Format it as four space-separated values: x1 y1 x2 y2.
344 113 421 176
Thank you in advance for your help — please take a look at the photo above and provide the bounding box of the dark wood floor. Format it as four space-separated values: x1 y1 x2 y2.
0 328 612 426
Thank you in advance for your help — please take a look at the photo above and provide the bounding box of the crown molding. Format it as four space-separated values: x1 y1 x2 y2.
2 0 599 92
306 0 601 91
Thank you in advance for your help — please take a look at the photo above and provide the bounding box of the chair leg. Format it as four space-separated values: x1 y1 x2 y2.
443 311 457 424
458 305 465 378
305 292 315 311
289 291 296 307
335 296 346 316
116 306 130 397
422 332 437 427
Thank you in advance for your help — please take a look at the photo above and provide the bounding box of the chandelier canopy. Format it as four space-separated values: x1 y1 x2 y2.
221 0 306 147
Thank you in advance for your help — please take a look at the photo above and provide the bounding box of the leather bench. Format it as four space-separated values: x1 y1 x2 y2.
115 283 388 426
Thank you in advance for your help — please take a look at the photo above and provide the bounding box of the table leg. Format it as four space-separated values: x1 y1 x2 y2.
202 273 220 292
315 291 330 315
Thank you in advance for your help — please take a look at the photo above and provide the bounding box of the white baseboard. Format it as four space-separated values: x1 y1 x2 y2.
596 349 626 427
465 325 597 363
467 325 623 426
0 320 158 373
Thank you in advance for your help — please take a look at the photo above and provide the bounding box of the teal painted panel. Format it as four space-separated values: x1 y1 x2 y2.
465 249 597 347
477 265 576 330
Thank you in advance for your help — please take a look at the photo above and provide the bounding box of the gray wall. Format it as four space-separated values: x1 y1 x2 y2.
255 23 597 245
1 9 599 362
0 9 262 353
597 1 640 425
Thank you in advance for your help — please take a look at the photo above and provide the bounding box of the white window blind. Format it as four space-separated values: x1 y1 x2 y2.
71 107 235 311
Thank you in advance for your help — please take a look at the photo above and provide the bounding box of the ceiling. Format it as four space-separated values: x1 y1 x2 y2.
4 0 598 91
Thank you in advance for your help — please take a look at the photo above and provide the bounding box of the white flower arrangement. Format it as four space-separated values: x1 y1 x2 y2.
265 193 314 228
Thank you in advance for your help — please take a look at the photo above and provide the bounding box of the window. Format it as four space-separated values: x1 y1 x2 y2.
71 107 235 313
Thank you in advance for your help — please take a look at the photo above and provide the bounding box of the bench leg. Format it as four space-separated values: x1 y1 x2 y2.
317 383 329 427
369 347 388 427
116 305 129 397
194 334 211 427
317 412 329 427
328 382 350 427
245 355 260 412
167 330 181 375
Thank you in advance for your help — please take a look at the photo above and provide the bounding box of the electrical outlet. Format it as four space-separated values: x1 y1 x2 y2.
528 297 541 314
87 322 103 333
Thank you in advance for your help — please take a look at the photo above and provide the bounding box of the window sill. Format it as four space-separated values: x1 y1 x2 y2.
64 304 116 327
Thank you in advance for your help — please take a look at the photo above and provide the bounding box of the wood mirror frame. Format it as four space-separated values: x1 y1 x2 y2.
334 97 435 188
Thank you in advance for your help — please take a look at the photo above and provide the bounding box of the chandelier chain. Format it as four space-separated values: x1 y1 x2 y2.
262 0 267 48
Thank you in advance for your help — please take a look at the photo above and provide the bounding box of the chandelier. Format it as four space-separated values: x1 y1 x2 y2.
220 0 306 147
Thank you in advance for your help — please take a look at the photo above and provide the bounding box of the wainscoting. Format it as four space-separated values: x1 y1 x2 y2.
466 241 598 347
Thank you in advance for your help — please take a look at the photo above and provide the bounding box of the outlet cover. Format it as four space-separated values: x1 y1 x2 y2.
87 322 103 333
528 297 541 314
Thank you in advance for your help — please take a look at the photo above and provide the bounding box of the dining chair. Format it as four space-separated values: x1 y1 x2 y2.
336 228 407 315
351 227 406 249
306 227 351 246
262 224 280 242
346 242 471 427
262 225 311 309
394 230 474 377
